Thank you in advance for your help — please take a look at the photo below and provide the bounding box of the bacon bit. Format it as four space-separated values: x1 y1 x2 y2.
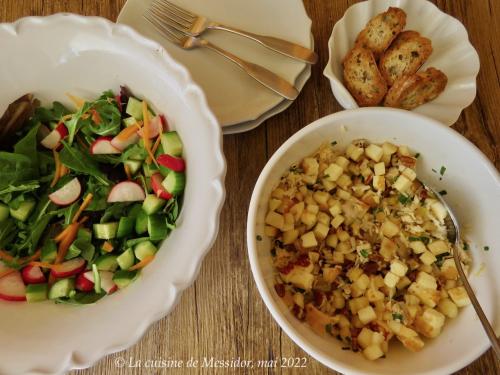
141 101 156 165
66 93 85 109
50 150 61 188
292 304 305 320
295 254 311 267
361 261 379 275
124 164 132 180
90 109 102 125
115 124 139 141
365 174 373 185
0 268 16 279
418 188 428 200
400 155 417 168
278 263 294 275
102 241 114 253
129 255 154 271
72 194 93 224
313 290 325 307
274 283 286 297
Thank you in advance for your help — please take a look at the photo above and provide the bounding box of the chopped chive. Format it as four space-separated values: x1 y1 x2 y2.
256 235 262 241
409 236 430 245
325 323 333 334
331 141 338 146
463 242 469 251
398 194 411 205
439 190 447 196
392 313 403 321
360 249 369 258
415 153 420 158
432 168 437 173
270 248 276 257
484 246 490 251
440 166 446 176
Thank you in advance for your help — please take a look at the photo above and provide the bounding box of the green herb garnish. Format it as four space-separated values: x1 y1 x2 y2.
256 235 262 241
415 153 420 159
331 141 338 146
484 246 490 251
398 194 412 205
392 313 404 321
463 242 469 251
440 166 446 176
409 236 430 245
438 190 447 196
360 249 369 258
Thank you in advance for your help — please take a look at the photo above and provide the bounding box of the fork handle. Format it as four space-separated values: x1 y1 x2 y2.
200 39 298 100
208 23 317 64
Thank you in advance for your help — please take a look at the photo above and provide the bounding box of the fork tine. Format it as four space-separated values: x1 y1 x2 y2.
144 9 184 46
152 0 194 25
150 2 192 31
153 0 197 21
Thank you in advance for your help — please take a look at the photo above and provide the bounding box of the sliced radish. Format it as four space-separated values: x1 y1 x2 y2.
40 122 68 149
37 124 51 142
159 114 169 130
49 177 82 206
137 115 163 139
151 173 172 200
111 130 140 151
21 265 46 284
157 154 186 172
83 270 117 294
50 258 86 278
75 272 94 292
90 136 121 154
107 181 146 203
0 271 26 301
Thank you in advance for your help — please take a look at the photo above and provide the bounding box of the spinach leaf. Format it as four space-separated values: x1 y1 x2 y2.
85 177 111 211
87 99 121 137
34 102 70 123
56 292 105 305
59 141 110 186
100 203 130 223
38 151 55 176
0 180 40 204
0 219 16 249
0 152 38 191
14 123 40 168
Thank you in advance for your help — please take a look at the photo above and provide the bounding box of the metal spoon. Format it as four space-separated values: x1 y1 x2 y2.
423 183 500 358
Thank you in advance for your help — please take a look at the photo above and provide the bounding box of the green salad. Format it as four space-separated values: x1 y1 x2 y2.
0 87 186 304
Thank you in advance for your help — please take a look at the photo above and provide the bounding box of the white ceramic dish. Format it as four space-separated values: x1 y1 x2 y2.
323 0 480 126
0 14 225 375
118 0 313 128
247 108 500 375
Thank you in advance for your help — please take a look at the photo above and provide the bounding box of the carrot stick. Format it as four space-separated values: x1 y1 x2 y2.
55 223 80 264
72 194 93 224
147 135 162 164
115 125 139 141
28 261 57 269
66 93 85 109
142 101 156 165
50 150 61 188
54 225 71 243
124 164 132 180
102 241 114 253
20 249 42 264
0 250 15 263
59 164 69 178
129 255 155 271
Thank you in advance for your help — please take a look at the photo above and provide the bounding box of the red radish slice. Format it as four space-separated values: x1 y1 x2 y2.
151 173 172 200
37 124 51 142
159 114 168 130
90 137 121 154
137 115 163 139
40 123 68 149
157 154 186 172
111 131 140 151
83 270 117 294
21 265 46 284
49 177 82 206
75 272 94 292
107 181 146 203
50 258 86 278
0 271 26 301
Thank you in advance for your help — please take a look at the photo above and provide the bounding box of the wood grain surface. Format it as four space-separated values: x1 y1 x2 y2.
1 0 499 374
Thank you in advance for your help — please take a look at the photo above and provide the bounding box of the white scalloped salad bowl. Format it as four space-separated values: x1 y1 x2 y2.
0 14 225 375
323 0 480 126
247 108 500 375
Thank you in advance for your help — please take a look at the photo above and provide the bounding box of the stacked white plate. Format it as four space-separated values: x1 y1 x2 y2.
117 0 314 134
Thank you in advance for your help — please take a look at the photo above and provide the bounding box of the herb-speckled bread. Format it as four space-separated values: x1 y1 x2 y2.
379 31 433 86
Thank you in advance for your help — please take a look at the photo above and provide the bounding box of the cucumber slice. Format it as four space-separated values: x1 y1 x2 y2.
135 210 148 235
26 284 48 303
65 241 82 260
77 228 92 242
125 237 150 248
81 242 96 263
93 222 118 240
143 162 159 177
148 214 169 241
126 97 143 120
142 194 166 215
0 203 9 222
92 264 101 294
160 131 183 157
49 278 75 299
113 270 138 289
117 248 135 270
124 159 142 175
117 216 135 238
158 165 171 178
95 254 118 271
134 241 157 261
123 116 138 127
10 198 36 222
161 172 186 196
41 240 57 263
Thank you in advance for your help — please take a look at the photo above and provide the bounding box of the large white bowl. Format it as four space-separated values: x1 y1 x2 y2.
323 0 480 126
247 108 500 375
0 14 225 374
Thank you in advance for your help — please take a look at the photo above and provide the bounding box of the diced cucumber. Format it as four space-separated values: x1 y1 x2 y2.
125 237 150 248
113 270 138 289
41 240 57 263
49 278 75 300
0 203 9 222
155 144 164 158
93 222 118 240
129 146 147 161
143 162 159 177
66 241 82 260
124 159 142 175
126 97 143 120
161 172 186 196
160 131 183 157
117 248 135 270
134 241 157 261
117 216 135 238
158 165 171 178
9 198 36 222
123 116 138 127
95 254 118 271
142 194 166 215
81 242 96 263
77 228 92 242
135 210 148 235
26 284 48 303
92 264 101 294
148 215 169 241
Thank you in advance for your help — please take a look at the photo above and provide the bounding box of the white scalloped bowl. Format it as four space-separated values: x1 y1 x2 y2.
323 0 480 126
0 14 225 375
247 109 500 375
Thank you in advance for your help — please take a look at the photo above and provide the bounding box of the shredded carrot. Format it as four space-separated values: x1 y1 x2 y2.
147 135 162 164
0 268 16 279
102 241 114 253
72 194 93 224
50 150 61 188
78 216 89 225
124 164 132 180
20 249 41 264
54 225 72 243
142 101 156 165
66 93 85 109
59 164 69 178
28 261 57 270
90 109 102 124
129 255 155 271
55 223 80 264
0 250 15 263
116 125 139 141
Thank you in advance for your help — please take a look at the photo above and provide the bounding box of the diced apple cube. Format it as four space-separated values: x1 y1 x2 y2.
265 211 284 229
306 204 319 214
396 276 411 290
358 305 377 325
398 145 411 156
380 237 396 260
347 267 363 282
374 162 386 176
408 283 439 308
264 225 278 237
337 174 352 189
348 296 369 314
381 219 400 237
366 288 385 302
290 201 305 222
286 270 314 290
384 272 400 288
326 234 338 248
382 142 398 155
415 308 445 338
394 175 412 194
448 286 471 307
332 251 344 264
331 215 345 229
336 189 351 200
365 144 384 162
324 163 343 182
335 156 350 169
390 259 408 277
354 273 370 291
416 272 437 290
440 258 458 280
420 251 437 266
373 176 385 191
437 298 458 318
282 229 299 245
357 327 374 349
313 222 329 240
397 334 425 352
300 212 317 227
410 241 427 254
271 188 285 199
328 201 342 217
363 344 384 360
428 240 449 255
346 144 364 161
402 167 417 181
313 191 330 206
302 157 319 176
430 201 448 222
323 266 341 283
301 231 318 248
269 198 281 211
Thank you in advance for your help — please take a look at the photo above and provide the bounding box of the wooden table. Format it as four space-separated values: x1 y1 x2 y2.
2 1 499 374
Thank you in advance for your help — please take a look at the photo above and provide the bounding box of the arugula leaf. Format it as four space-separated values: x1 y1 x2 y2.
0 219 16 249
63 102 92 145
14 123 40 169
0 152 38 191
85 177 111 211
56 292 105 305
59 141 110 185
87 99 121 137
0 180 40 204
120 143 147 163
100 203 130 223
34 102 70 123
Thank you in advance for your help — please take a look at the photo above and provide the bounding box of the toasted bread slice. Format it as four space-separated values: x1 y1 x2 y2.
355 7 407 58
343 46 388 106
384 67 448 110
379 31 433 86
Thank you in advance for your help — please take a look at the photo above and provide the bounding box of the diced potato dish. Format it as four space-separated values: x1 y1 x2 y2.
264 140 471 360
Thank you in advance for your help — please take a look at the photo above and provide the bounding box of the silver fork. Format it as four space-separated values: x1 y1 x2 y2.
149 0 318 65
144 9 299 100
